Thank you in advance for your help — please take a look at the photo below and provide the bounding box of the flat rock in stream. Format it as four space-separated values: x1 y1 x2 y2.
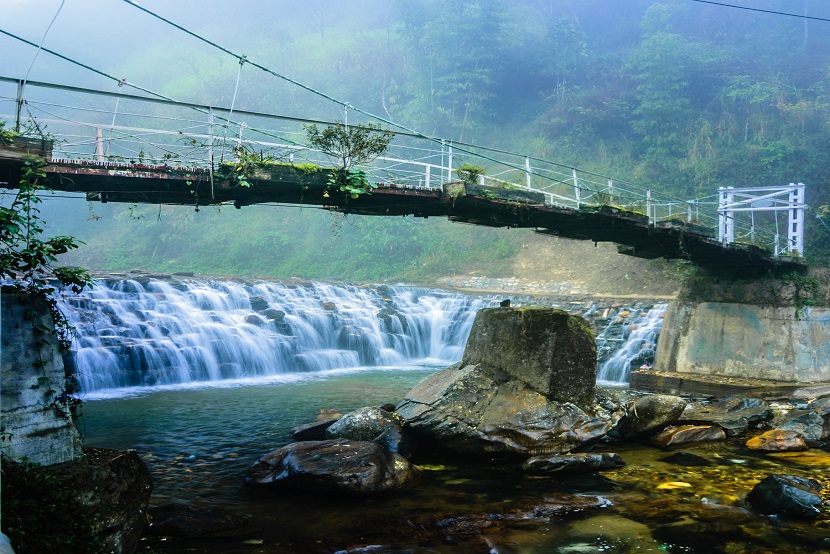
679 397 771 437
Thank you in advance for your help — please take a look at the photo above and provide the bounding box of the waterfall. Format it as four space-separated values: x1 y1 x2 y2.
596 303 667 385
60 278 494 395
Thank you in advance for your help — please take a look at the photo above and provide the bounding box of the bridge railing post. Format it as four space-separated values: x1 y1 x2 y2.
646 189 652 225
525 157 532 190
15 79 24 133
573 168 580 208
447 143 453 184
95 127 104 162
788 182 805 255
208 107 215 200
425 164 431 188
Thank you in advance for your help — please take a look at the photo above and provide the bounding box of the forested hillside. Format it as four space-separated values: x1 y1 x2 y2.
26 0 830 277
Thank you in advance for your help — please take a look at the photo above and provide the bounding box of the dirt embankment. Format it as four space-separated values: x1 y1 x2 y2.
443 235 682 298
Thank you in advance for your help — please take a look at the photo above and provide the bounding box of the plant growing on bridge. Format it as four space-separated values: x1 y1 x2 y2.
304 121 394 198
0 121 18 144
456 163 485 185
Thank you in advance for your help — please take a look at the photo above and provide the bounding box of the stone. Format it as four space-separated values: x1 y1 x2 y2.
806 397 830 439
244 439 419 495
0 290 82 465
325 406 411 456
249 296 269 312
460 307 596 405
396 364 612 458
322 301 337 312
609 394 687 439
651 425 726 447
747 474 823 518
290 418 338 441
679 397 771 437
659 452 712 466
745 430 808 452
521 453 625 474
1 448 153 554
263 308 285 321
244 314 265 326
146 503 249 538
772 409 825 442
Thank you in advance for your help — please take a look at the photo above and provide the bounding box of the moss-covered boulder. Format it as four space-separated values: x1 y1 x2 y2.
461 307 596 405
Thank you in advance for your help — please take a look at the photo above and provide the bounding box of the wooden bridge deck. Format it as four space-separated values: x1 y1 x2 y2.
0 140 806 275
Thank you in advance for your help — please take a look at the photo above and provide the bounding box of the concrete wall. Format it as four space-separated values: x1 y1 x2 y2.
655 301 830 383
1 291 81 465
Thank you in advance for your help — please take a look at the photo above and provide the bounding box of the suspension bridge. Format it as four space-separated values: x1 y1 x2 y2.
0 76 807 274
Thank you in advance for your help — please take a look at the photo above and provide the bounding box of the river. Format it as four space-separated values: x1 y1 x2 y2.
64 277 830 553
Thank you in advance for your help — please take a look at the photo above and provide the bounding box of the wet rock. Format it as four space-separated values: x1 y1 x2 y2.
609 394 687 439
263 308 285 321
146 503 249 538
244 314 265 327
326 406 411 456
245 439 418 495
526 493 613 516
659 452 712 466
745 430 808 452
396 364 612 458
322 301 337 312
397 307 609 458
651 425 726 447
249 296 269 312
747 474 823 518
521 453 624 474
773 409 825 442
53 448 152 553
291 418 339 441
806 397 830 439
679 397 771 437
460 307 596 405
434 493 610 536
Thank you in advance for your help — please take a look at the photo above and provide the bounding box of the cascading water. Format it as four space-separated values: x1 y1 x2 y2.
596 303 667 385
60 278 494 395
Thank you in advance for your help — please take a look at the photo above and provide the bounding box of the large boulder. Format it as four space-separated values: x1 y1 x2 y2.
396 307 608 458
396 364 612 457
609 395 687 439
245 439 418 495
2 447 152 554
325 406 411 456
460 307 596 405
747 474 823 518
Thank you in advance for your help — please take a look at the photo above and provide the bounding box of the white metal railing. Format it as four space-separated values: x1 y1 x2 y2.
0 76 805 257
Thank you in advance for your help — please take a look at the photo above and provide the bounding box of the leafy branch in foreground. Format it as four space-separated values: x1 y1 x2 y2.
304 122 394 198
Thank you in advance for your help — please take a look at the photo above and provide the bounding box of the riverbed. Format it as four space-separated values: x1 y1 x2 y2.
81 368 830 554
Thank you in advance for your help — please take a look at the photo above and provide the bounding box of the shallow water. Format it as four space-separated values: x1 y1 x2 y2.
81 369 830 554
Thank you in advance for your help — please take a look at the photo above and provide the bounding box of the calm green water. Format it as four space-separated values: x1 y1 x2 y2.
81 368 830 554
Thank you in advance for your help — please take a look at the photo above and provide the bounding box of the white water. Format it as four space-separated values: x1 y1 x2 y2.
596 303 667 385
60 278 493 396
